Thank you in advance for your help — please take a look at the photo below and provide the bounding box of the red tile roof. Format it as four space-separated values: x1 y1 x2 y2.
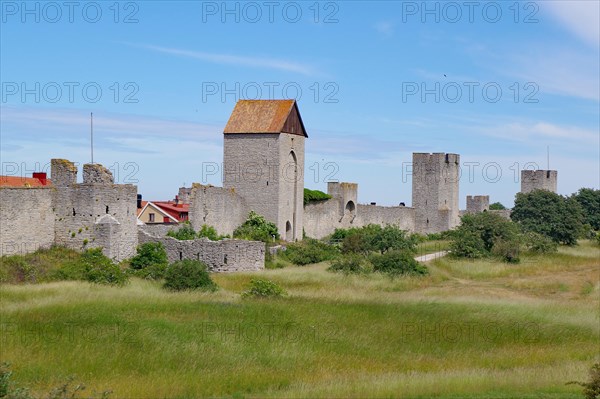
223 99 307 137
0 176 51 187
153 201 189 222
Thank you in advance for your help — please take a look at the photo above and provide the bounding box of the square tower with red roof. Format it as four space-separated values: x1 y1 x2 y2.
223 100 307 241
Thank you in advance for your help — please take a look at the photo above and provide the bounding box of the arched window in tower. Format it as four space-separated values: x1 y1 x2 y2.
286 221 293 242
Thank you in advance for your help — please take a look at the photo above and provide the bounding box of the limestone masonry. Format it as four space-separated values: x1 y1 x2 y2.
0 99 559 268
521 170 558 194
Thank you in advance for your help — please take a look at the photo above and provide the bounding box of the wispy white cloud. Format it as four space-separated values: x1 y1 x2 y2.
374 21 394 37
125 43 320 76
473 121 599 150
506 48 600 102
0 106 221 143
0 106 225 198
542 1 600 47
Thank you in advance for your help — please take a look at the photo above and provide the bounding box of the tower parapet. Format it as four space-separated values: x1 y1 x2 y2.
466 195 490 213
51 159 77 187
521 170 557 193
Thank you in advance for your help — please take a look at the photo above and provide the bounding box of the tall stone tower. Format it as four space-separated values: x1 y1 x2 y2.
412 153 460 233
521 170 557 193
222 100 307 241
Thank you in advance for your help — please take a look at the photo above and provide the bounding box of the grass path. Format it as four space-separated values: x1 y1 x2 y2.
414 250 448 262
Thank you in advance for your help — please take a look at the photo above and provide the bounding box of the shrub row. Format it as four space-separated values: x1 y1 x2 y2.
167 223 228 241
327 251 428 277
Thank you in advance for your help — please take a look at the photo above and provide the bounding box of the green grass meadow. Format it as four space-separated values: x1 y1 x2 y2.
0 241 598 398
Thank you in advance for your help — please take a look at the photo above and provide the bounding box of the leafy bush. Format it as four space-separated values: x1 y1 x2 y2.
425 232 443 241
372 225 421 254
282 238 339 265
571 188 600 231
241 278 286 299
53 248 128 286
166 224 197 240
233 211 279 243
450 212 520 261
567 362 600 399
163 259 217 292
0 246 81 284
492 239 521 264
450 230 487 259
523 232 558 254
128 242 168 280
197 224 228 241
489 202 507 210
512 190 584 245
264 250 286 269
303 188 332 205
371 251 428 276
339 224 420 255
330 228 348 242
81 249 128 285
341 230 372 255
327 254 367 274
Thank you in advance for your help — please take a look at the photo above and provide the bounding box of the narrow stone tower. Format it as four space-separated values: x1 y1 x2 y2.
412 153 460 233
466 195 490 213
521 170 557 193
222 100 307 241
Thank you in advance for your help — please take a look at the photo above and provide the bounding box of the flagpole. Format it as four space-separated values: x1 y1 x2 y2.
91 112 94 164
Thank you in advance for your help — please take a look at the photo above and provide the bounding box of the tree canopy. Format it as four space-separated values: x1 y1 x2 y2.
511 189 583 246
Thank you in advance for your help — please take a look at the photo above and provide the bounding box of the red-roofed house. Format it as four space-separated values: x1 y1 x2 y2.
0 173 51 188
137 196 189 224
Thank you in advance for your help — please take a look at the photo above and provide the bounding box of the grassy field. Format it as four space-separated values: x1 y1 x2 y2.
0 241 598 398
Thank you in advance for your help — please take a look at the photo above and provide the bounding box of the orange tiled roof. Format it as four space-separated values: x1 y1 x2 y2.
0 176 51 187
223 99 307 137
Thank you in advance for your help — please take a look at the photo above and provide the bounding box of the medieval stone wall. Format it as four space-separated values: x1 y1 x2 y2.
303 196 416 239
51 160 138 262
138 229 264 272
0 160 137 262
188 183 248 236
0 187 55 256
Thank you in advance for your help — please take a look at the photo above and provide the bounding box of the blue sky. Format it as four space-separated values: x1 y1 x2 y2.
1 0 598 207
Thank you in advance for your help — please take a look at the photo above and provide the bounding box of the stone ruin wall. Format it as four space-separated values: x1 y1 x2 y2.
138 229 264 272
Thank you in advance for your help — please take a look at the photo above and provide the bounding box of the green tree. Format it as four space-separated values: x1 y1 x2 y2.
511 190 584 245
489 202 507 210
163 259 217 292
167 223 197 240
82 249 128 285
450 212 520 260
370 251 428 276
571 188 600 231
282 238 339 265
233 211 279 243
129 242 169 280
371 225 420 254
340 224 381 255
197 225 224 241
